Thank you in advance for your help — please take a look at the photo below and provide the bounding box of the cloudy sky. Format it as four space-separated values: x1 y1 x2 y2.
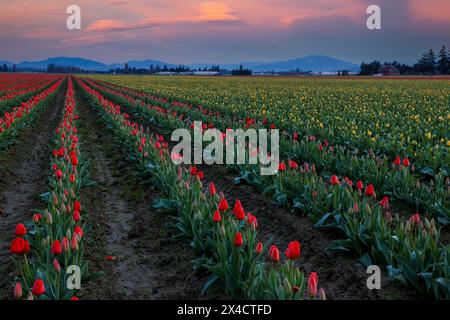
1 0 449 64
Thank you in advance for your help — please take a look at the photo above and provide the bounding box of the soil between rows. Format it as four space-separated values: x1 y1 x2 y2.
107 83 418 300
0 79 67 299
75 85 204 300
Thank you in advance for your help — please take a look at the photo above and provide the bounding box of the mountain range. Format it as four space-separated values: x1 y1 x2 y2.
0 55 359 72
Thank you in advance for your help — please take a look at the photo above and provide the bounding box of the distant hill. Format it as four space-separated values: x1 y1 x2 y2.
2 55 359 72
189 55 358 72
250 55 359 72
17 57 109 71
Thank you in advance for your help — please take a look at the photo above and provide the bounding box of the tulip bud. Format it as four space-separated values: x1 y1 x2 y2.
421 229 427 239
53 259 61 273
430 226 437 237
319 287 326 300
220 224 226 236
27 291 34 300
45 211 53 225
71 236 78 251
424 218 431 231
51 192 58 206
14 283 22 299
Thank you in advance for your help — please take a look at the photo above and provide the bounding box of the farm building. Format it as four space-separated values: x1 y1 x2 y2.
376 65 401 76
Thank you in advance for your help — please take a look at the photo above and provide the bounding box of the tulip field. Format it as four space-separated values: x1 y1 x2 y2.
0 73 449 300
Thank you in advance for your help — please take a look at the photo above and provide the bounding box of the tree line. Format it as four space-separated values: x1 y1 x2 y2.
360 45 450 75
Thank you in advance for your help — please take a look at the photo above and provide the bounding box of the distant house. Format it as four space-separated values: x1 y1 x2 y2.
376 65 400 76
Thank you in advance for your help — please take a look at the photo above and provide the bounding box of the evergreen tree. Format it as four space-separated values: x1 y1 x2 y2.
438 46 449 74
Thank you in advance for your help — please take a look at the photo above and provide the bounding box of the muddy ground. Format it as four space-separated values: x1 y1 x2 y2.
0 81 67 299
75 87 204 300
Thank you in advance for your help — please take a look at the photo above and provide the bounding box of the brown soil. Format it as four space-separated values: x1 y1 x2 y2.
75 87 204 300
0 80 67 299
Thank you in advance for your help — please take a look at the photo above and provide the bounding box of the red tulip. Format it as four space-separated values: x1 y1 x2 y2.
70 297 79 301
233 199 246 220
32 279 45 296
307 272 318 297
380 196 389 209
365 184 375 197
353 203 359 213
190 166 197 175
213 210 222 222
209 182 216 196
247 213 258 229
393 156 401 166
73 210 80 222
293 132 299 141
269 245 280 262
55 169 63 179
288 160 298 169
15 223 26 236
70 174 76 183
409 213 420 224
356 180 363 191
256 241 263 254
62 237 70 252
233 232 243 247
197 171 204 180
402 158 410 167
33 213 42 222
71 236 78 251
10 237 26 254
73 200 81 212
330 175 340 185
53 259 61 272
51 240 62 255
70 154 78 166
285 241 301 260
14 282 22 299
278 163 286 171
218 198 229 211
74 226 83 238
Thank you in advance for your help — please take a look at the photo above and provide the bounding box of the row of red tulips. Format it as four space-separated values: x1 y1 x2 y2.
10 77 88 300
0 77 57 103
0 74 59 95
0 78 64 147
81 78 449 299
87 79 449 224
76 77 325 300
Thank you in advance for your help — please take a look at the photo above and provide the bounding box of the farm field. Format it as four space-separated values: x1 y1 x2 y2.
0 73 449 301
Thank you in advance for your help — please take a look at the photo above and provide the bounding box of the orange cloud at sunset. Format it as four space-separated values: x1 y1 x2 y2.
409 0 450 23
195 2 240 22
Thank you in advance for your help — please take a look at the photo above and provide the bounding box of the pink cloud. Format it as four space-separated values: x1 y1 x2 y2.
409 0 450 24
86 19 163 32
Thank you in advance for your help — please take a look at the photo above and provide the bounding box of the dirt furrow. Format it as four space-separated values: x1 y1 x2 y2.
0 80 67 299
75 87 203 300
